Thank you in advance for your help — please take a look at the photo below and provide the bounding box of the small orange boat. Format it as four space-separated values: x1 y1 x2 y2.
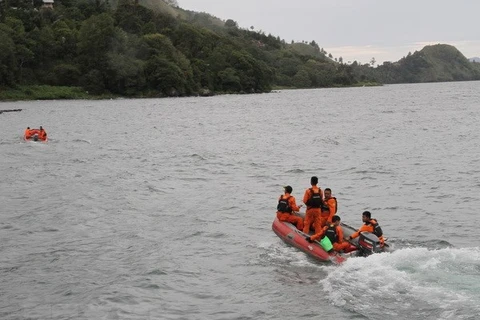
24 128 48 142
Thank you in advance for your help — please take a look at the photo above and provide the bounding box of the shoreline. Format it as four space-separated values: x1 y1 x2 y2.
0 83 382 102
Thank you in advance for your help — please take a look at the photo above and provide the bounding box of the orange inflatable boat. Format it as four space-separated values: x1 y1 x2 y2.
24 128 48 142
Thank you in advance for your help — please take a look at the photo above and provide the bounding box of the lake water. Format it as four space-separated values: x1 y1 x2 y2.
1 82 480 320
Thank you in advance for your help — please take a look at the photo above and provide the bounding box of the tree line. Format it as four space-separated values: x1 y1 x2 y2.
0 0 367 97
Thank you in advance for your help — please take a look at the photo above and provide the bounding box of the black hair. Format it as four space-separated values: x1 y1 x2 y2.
325 188 331 192
284 186 293 194
362 211 371 219
332 215 341 222
311 176 318 185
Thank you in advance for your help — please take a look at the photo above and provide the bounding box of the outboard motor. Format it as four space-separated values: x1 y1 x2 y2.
358 232 382 256
33 133 39 141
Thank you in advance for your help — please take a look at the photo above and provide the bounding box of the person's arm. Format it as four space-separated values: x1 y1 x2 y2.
289 196 301 212
348 231 359 240
348 224 369 240
302 189 310 205
309 226 327 241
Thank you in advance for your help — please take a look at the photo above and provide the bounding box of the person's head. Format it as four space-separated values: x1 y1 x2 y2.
284 185 293 194
324 188 332 198
332 215 341 225
27 127 30 129
39 126 43 130
310 176 318 186
362 211 371 222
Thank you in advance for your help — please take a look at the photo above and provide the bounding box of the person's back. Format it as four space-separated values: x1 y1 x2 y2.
302 176 323 234
276 185 304 231
24 127 31 139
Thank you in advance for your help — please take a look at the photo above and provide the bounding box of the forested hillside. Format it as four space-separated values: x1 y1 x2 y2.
1 1 478 100
0 0 363 98
351 44 480 84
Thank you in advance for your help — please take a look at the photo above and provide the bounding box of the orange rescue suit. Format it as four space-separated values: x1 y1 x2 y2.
38 129 47 141
24 129 32 139
320 197 337 226
276 194 304 231
350 219 385 246
302 186 323 234
310 224 350 252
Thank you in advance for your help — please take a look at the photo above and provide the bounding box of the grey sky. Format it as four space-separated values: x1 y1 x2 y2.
178 0 480 64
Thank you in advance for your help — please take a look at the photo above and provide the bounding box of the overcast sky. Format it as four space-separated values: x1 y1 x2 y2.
178 0 480 64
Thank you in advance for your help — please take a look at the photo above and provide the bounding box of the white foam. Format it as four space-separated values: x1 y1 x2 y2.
321 247 480 319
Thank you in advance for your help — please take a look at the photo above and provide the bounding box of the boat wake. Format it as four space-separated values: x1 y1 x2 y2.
321 247 480 320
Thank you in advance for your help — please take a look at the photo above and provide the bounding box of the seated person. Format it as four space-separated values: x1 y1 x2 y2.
306 215 350 252
24 127 32 139
347 211 385 246
38 126 47 140
321 188 337 225
276 185 304 231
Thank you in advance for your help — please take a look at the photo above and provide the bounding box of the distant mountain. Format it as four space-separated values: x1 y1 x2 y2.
368 44 480 84
130 2 480 86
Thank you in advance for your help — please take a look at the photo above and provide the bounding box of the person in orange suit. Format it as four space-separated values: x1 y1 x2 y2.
302 176 323 234
38 126 47 141
305 215 350 252
347 211 385 246
320 188 337 227
276 185 304 231
24 127 32 139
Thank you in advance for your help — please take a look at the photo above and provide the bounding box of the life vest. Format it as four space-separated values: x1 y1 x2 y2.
306 188 322 208
320 201 329 212
321 197 338 213
367 219 383 237
277 195 292 213
324 224 338 243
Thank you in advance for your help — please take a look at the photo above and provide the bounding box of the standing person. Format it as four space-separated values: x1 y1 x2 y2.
347 211 385 246
276 185 304 231
305 215 350 252
38 126 47 141
302 176 323 234
320 188 337 226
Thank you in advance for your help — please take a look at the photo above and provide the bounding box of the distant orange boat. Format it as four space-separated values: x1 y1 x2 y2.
24 127 48 142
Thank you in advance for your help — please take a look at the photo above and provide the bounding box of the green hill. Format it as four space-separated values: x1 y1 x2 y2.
0 0 362 99
3 1 477 100
371 44 480 83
